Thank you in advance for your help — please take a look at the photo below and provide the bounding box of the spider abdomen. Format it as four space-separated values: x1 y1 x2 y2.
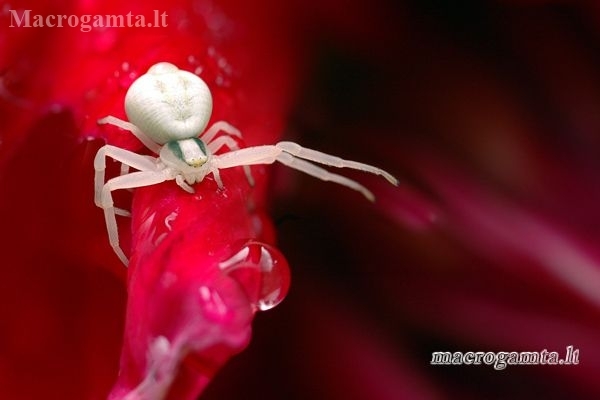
125 62 213 145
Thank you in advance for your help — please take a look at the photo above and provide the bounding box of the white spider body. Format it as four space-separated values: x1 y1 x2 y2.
125 62 213 144
95 62 398 266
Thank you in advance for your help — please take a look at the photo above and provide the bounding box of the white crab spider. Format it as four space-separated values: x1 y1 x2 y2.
95 62 398 266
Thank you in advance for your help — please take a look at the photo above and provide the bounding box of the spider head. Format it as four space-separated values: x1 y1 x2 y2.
125 62 213 145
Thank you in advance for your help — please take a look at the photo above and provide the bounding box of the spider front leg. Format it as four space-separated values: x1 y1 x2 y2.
98 115 161 154
276 141 399 185
274 152 377 201
206 135 255 186
119 154 158 197
95 145 158 216
94 145 167 265
212 143 397 201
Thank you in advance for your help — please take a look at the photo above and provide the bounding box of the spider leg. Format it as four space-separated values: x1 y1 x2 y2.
212 145 280 169
98 115 162 154
209 167 224 189
117 164 134 215
94 145 164 264
276 141 399 185
119 155 155 175
100 170 170 266
200 120 243 144
207 135 255 186
94 145 158 209
275 153 375 201
117 155 164 201
120 163 130 176
175 175 195 193
212 143 397 201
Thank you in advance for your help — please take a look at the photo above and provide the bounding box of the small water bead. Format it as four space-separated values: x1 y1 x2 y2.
115 62 138 89
187 55 197 65
187 54 204 76
219 241 291 311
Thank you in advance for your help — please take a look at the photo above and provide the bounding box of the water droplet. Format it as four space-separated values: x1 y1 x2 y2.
219 241 291 311
116 66 137 88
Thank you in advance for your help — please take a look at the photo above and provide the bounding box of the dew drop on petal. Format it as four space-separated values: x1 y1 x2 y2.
219 241 291 311
117 66 137 88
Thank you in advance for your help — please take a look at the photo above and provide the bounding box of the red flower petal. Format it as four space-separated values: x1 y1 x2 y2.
2 0 300 398
108 169 290 398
